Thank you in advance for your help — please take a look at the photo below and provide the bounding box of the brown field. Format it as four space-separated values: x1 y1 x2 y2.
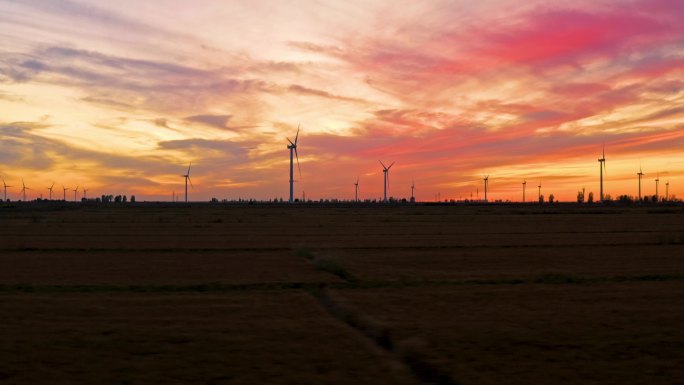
1 202 683 384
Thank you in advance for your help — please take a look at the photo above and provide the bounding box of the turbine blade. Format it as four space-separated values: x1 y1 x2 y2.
379 160 386 169
287 137 294 146
188 177 194 188
295 147 301 178
388 161 395 170
187 162 191 175
294 124 300 145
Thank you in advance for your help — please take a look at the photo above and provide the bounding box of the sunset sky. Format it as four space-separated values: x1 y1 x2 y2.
1 0 683 202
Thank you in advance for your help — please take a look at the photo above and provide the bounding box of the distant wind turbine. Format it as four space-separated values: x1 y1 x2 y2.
484 175 489 202
637 166 644 201
411 179 415 202
82 187 88 200
655 174 660 201
47 182 55 200
287 125 301 203
182 163 193 203
73 185 79 202
538 181 542 203
62 186 68 201
598 145 606 202
379 160 395 203
2 178 12 201
21 179 30 201
665 181 669 202
354 176 359 202
522 180 526 203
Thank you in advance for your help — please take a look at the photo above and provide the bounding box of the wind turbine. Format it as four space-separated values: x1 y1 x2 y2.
21 179 30 201
483 175 489 202
522 180 526 203
665 181 669 202
379 160 394 203
62 186 68 201
82 187 88 200
538 181 542 203
47 182 55 200
2 178 12 201
287 125 301 203
637 166 644 201
354 176 359 202
182 163 193 203
411 179 415 202
598 145 606 202
655 174 660 201
73 185 79 202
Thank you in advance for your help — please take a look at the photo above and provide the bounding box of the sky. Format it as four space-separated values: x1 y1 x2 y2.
1 0 683 202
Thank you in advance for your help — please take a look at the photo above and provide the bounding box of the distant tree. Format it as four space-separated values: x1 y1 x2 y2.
652 195 658 203
549 194 555 204
123 195 127 203
130 195 135 203
588 192 594 203
577 191 584 203
539 195 544 204
114 195 122 203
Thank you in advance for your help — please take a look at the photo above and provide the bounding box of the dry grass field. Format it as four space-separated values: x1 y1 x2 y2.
1 202 683 384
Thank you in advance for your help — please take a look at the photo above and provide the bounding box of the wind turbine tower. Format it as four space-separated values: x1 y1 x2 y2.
83 187 88 200
666 181 669 202
522 180 526 203
598 145 606 202
484 175 489 202
411 180 415 202
655 174 660 201
354 177 359 202
379 161 395 203
538 181 542 203
73 186 79 202
47 183 55 200
2 178 12 201
181 163 194 203
21 180 30 201
637 166 644 200
287 125 301 203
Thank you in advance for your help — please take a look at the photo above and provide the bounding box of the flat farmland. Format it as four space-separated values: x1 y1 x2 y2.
1 203 683 384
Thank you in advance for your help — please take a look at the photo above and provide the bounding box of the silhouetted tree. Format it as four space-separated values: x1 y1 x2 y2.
130 195 135 203
588 192 594 203
577 191 584 203
549 194 555 203
539 195 544 204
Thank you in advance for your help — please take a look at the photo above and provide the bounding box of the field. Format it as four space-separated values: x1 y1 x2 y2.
1 202 683 384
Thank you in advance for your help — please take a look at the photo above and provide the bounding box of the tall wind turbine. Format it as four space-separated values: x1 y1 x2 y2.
82 187 88 200
287 125 301 203
2 178 12 201
537 181 542 203
379 160 395 203
598 145 606 202
655 174 660 201
484 175 489 202
637 166 644 201
522 180 526 203
21 179 30 201
411 179 415 202
73 185 79 202
665 181 669 202
47 182 55 200
182 163 193 203
354 176 359 202
62 186 68 201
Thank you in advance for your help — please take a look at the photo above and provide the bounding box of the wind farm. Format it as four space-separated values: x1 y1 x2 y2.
1 1 684 384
